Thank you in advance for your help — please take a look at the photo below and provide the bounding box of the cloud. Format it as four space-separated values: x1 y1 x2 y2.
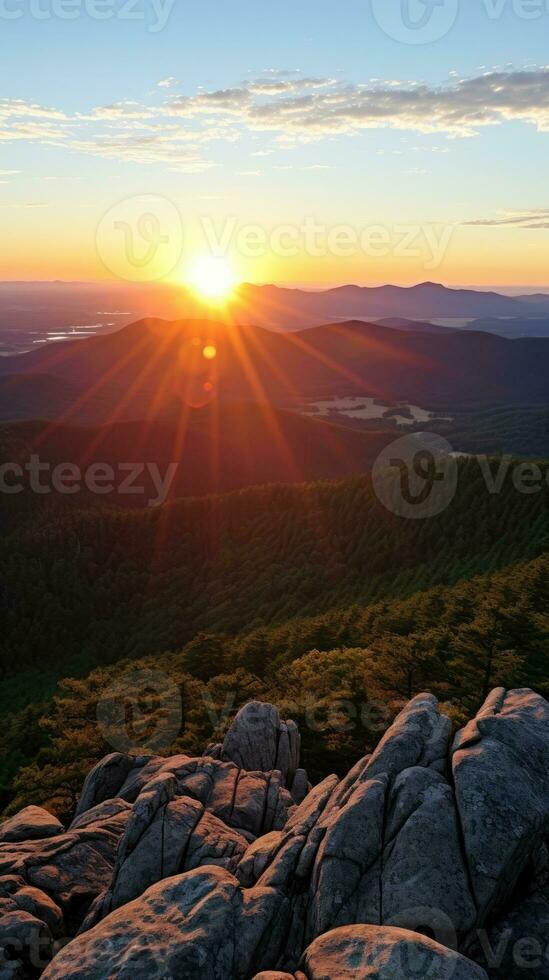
0 121 69 142
2 67 549 172
258 68 302 78
0 201 49 208
0 99 67 120
245 76 338 96
465 209 549 230
68 133 216 171
158 77 177 89
165 68 549 138
83 102 154 121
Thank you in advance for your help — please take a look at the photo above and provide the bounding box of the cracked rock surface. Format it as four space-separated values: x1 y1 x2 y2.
1 688 547 979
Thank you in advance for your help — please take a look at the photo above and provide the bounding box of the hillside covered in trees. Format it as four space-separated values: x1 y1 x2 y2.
1 457 548 816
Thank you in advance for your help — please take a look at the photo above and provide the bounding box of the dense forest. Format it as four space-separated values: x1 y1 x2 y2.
1 456 548 817
1 551 548 819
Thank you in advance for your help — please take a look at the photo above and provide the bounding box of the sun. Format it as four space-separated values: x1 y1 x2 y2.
187 256 237 303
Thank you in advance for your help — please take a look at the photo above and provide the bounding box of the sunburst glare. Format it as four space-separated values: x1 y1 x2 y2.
187 256 238 303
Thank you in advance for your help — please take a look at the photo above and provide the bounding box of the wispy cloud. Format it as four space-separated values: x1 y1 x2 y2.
2 67 549 172
0 201 49 208
164 68 549 138
465 209 549 230
157 77 177 89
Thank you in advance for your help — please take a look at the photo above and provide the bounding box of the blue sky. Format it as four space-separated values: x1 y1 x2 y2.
1 0 549 286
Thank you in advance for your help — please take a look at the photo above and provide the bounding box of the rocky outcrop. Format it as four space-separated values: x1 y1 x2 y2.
0 809 64 846
0 876 64 978
452 687 549 924
206 702 310 804
80 775 249 928
2 688 548 978
0 805 131 920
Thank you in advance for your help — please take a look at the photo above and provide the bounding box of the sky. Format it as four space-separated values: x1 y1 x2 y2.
1 0 549 287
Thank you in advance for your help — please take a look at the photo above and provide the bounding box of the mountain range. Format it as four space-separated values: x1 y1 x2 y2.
1 316 549 423
3 280 549 338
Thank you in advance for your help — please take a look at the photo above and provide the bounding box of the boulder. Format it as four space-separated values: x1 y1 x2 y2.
209 703 308 803
0 808 63 845
0 875 65 977
83 775 248 924
241 693 475 964
77 754 295 841
4 690 548 979
0 875 64 937
0 909 54 978
252 974 297 979
74 754 155 817
0 802 131 928
300 925 489 978
452 688 549 923
42 867 245 979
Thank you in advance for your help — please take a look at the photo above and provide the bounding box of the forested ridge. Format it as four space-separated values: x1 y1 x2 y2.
2 457 548 680
1 457 549 815
2 551 548 818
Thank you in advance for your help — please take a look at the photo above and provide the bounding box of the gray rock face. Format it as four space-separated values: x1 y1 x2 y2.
4 689 549 979
208 702 309 804
0 808 64 845
452 688 549 924
74 754 156 817
80 754 295 840
0 800 131 934
85 775 249 924
0 876 64 978
300 925 489 979
239 693 475 964
471 844 549 978
42 867 245 979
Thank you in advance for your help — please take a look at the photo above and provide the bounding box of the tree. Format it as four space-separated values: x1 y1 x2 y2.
447 598 526 711
182 633 227 681
368 629 448 702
